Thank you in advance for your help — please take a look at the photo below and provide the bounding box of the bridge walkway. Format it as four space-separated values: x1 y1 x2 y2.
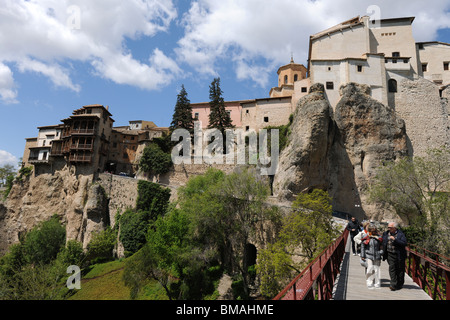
332 235 432 300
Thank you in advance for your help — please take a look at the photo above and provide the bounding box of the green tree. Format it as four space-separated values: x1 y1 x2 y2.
135 180 171 215
256 189 341 298
170 84 194 133
178 167 280 298
22 215 66 265
208 77 234 133
369 146 450 256
85 227 116 264
119 209 151 255
139 143 173 176
0 164 15 187
119 181 171 255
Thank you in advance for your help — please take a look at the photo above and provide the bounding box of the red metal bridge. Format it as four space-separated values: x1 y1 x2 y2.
273 229 450 300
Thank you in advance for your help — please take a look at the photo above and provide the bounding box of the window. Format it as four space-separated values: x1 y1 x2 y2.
245 126 250 131
357 65 363 72
194 113 199 119
264 117 269 123
327 67 332 71
294 74 298 82
444 62 449 71
284 75 288 84
418 43 424 50
245 109 249 114
301 87 308 93
392 52 400 57
388 79 397 93
422 63 428 72
326 82 334 90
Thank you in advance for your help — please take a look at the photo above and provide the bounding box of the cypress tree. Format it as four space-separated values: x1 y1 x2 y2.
208 77 234 132
170 84 194 133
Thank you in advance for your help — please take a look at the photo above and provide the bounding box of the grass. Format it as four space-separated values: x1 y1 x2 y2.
68 258 169 300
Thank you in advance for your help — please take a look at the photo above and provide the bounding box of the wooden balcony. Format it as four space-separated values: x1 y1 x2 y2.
28 156 49 164
71 128 96 135
69 154 92 163
70 143 93 151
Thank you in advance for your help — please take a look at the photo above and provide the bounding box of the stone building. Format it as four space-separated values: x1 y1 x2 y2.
23 105 168 176
107 121 169 175
190 15 449 157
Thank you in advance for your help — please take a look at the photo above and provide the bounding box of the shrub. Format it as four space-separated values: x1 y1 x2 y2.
139 143 173 175
136 180 171 218
22 215 66 265
57 240 85 267
85 227 116 264
119 209 150 254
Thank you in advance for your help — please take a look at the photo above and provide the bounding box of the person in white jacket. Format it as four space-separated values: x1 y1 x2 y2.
354 221 370 255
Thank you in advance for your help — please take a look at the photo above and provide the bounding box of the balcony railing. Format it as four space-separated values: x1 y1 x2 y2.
70 144 93 151
71 128 96 135
28 157 49 164
69 154 92 163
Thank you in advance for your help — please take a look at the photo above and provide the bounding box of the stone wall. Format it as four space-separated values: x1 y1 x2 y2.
96 173 139 227
395 78 450 157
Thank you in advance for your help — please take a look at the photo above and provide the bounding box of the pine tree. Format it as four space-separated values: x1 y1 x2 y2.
170 84 194 133
208 78 234 132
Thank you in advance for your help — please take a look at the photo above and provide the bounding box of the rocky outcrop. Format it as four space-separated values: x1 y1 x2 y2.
273 83 356 215
274 82 409 222
334 83 409 221
77 184 110 249
0 166 110 254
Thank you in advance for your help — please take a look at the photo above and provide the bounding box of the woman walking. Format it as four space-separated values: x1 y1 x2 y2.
361 225 384 289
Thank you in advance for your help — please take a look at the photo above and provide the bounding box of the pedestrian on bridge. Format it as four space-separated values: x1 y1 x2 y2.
361 225 384 289
346 216 360 256
382 222 407 291
354 221 370 255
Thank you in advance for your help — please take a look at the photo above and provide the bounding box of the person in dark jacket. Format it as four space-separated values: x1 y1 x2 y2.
346 217 360 255
382 222 407 291
361 225 383 289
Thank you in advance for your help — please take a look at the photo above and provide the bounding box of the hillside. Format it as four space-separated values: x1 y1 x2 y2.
69 259 169 300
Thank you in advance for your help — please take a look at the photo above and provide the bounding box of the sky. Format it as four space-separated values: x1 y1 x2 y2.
1 0 450 168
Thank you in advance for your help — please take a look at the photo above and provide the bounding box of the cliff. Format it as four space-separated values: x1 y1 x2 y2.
274 83 409 222
0 166 109 255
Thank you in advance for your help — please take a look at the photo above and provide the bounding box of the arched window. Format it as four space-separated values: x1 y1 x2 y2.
294 74 298 82
388 79 397 93
284 75 288 84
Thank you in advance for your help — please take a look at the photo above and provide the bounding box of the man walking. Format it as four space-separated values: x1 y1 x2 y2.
382 222 407 291
346 216 360 256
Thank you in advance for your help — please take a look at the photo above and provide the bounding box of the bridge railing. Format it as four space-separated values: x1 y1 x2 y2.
273 228 349 300
406 244 450 300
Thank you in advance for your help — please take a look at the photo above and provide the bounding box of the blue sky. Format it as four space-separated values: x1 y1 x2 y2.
1 0 450 167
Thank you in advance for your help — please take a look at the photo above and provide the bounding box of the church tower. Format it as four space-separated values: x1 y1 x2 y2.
270 56 308 98
277 56 307 87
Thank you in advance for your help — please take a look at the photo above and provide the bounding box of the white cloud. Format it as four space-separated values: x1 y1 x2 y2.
0 0 179 103
92 49 182 90
16 58 81 93
0 150 18 168
0 63 18 104
0 0 449 100
177 0 450 87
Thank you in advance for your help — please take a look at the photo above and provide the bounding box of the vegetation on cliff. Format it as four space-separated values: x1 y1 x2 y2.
369 146 450 257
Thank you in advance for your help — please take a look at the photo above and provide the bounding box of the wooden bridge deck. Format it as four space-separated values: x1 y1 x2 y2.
332 235 432 300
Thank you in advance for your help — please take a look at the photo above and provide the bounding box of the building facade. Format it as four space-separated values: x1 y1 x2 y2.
23 105 168 176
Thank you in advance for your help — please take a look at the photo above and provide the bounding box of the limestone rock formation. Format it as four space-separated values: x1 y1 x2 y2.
0 166 110 254
334 83 409 221
274 82 409 222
